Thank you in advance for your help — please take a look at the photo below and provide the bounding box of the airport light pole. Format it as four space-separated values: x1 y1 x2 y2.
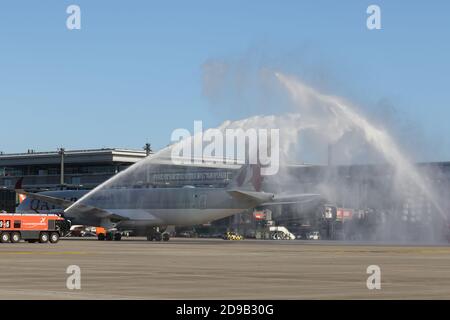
144 143 152 157
58 147 65 187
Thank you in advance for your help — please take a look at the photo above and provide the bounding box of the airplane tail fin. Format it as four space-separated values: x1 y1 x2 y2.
227 164 264 192
226 164 274 204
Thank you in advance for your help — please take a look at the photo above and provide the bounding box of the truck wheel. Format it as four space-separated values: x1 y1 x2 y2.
39 232 49 243
114 233 122 241
106 232 113 241
0 233 10 243
98 233 105 241
50 232 60 243
154 232 162 241
162 233 170 241
11 232 21 243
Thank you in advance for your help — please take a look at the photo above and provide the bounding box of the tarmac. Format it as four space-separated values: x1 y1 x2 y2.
0 237 449 299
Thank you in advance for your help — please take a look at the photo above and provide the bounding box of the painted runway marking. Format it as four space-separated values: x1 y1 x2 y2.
0 251 86 255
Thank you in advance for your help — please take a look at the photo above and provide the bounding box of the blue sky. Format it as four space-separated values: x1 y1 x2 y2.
0 1 449 160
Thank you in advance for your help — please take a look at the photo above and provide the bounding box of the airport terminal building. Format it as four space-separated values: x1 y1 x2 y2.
0 148 147 190
0 148 147 211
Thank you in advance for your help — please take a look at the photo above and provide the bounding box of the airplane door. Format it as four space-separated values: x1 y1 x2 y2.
199 194 207 209
195 194 207 209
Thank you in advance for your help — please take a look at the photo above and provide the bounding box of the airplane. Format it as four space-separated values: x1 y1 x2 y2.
15 164 320 241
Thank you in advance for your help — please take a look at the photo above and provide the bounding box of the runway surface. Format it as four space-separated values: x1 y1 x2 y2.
0 237 449 299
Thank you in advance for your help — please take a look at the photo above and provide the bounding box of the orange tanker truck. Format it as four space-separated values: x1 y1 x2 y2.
0 213 65 244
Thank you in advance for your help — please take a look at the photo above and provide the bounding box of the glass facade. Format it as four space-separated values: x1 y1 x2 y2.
0 190 16 212
0 149 146 191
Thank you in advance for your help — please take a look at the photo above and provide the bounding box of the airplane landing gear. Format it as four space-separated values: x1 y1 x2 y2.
146 227 170 241
106 232 114 241
146 231 161 241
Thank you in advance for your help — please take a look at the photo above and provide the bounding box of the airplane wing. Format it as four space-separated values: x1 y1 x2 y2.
227 189 274 203
260 193 322 206
227 189 321 206
63 202 127 222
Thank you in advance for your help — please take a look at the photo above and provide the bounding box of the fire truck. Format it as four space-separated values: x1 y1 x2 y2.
0 213 65 244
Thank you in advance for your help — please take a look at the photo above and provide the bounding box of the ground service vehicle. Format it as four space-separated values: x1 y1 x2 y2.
223 231 244 240
307 231 321 240
0 213 64 244
268 226 296 240
96 226 123 241
255 225 296 240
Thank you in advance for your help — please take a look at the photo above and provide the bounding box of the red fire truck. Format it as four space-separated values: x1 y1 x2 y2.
0 213 65 244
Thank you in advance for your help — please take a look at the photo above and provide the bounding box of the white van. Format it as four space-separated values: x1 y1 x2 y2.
307 231 321 240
